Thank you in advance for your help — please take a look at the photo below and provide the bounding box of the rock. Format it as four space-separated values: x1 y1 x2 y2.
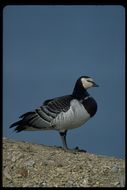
111 165 119 173
12 152 22 162
24 160 35 167
3 138 125 187
3 167 12 180
119 175 125 187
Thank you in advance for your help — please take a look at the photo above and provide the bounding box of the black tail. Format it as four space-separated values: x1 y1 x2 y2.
10 119 27 132
10 111 36 132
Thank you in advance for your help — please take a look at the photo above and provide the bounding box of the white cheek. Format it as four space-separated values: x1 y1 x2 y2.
81 78 92 89
84 81 92 89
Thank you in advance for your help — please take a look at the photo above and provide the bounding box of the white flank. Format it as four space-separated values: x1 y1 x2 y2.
51 99 90 131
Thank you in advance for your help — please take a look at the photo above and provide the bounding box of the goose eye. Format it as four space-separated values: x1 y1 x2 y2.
87 80 94 84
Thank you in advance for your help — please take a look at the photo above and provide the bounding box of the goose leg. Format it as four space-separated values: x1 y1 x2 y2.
59 130 68 149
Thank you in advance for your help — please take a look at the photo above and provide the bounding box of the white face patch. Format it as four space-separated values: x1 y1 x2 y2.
81 77 94 89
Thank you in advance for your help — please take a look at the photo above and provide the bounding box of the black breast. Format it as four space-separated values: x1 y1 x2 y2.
82 97 97 117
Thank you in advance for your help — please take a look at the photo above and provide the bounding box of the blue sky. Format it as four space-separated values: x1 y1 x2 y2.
3 5 125 158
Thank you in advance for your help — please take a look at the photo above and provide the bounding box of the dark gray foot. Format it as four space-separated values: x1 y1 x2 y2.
54 145 87 153
62 146 87 153
74 146 87 153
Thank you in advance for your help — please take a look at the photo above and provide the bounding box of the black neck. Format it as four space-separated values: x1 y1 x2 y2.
72 81 89 100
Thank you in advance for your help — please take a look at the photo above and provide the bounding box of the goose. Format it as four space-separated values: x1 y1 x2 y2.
10 76 99 150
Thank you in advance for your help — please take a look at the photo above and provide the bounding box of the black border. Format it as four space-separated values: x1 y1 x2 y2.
1 0 126 188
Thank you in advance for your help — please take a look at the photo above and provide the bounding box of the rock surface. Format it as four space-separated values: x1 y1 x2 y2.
3 138 125 187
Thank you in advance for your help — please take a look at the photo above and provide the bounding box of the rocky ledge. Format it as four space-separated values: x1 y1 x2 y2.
3 138 125 187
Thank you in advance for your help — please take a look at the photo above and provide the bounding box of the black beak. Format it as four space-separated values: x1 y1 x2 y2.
93 82 99 87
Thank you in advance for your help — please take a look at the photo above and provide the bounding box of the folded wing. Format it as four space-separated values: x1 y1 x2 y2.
10 95 73 132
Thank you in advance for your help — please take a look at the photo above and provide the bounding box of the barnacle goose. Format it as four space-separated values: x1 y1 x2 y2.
10 76 99 150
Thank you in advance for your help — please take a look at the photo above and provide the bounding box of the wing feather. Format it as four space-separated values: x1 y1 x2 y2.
10 95 73 132
43 95 73 113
